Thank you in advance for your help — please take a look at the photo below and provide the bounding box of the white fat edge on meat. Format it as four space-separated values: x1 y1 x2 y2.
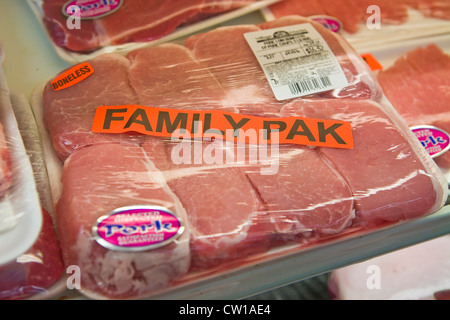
140 147 191 246
162 139 263 246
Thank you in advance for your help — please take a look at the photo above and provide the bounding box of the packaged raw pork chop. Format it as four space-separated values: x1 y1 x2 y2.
377 43 450 179
0 60 63 299
31 0 267 59
0 93 65 301
35 15 448 299
0 60 43 266
266 0 450 34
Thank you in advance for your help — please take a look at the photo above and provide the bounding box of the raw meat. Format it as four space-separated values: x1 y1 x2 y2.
200 0 258 13
43 15 379 162
281 99 443 225
267 0 450 33
101 0 260 47
43 52 144 161
378 44 450 125
129 43 272 268
185 24 285 116
244 145 355 240
142 137 271 269
55 143 190 299
127 43 234 112
266 0 373 33
0 208 64 300
377 44 450 170
328 235 450 300
361 0 410 25
39 16 448 299
41 0 260 53
404 0 450 20
185 15 379 117
42 0 105 53
268 0 324 21
98 0 204 46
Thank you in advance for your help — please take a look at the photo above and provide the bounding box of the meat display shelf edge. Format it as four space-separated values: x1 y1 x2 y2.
45 203 449 300
156 203 450 300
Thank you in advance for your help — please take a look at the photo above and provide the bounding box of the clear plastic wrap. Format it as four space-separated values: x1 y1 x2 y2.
32 15 448 300
0 62 42 265
375 41 450 180
28 0 280 62
0 91 65 300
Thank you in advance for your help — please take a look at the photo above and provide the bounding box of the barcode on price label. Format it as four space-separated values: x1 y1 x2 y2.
288 76 332 95
244 23 349 101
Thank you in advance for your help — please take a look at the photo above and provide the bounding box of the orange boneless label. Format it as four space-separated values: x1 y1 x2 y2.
361 53 383 71
51 62 94 91
92 105 354 149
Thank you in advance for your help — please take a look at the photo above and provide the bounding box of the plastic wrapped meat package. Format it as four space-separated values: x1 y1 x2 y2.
262 0 450 50
328 235 450 300
0 61 41 253
28 0 281 62
0 62 65 299
372 37 450 181
31 15 448 300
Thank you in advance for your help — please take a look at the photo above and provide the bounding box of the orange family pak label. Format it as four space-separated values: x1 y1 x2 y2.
92 105 354 149
51 62 94 90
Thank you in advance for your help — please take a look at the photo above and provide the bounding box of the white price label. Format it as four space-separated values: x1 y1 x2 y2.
244 23 349 101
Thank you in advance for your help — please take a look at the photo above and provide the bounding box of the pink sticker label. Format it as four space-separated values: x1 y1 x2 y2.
63 0 123 19
309 15 342 33
93 206 184 252
411 126 450 158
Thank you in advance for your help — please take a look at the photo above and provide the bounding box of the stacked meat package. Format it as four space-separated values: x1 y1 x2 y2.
267 0 450 34
0 48 64 300
29 13 448 300
29 0 278 62
376 42 450 179
39 0 264 53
